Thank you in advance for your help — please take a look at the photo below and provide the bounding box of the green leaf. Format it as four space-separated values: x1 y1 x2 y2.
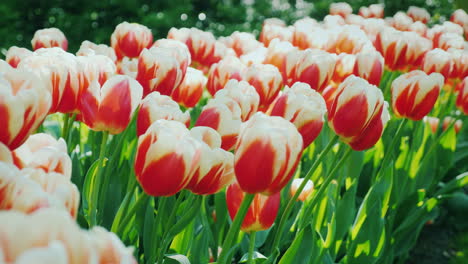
171 220 195 255
278 226 315 264
164 254 191 264
239 252 267 263
81 158 105 225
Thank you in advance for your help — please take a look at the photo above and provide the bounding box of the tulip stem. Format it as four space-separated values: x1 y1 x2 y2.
218 193 255 264
89 131 109 226
248 231 257 264
269 135 339 255
115 191 149 235
62 113 77 152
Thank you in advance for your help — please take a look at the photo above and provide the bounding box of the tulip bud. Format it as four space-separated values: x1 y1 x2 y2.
361 18 386 44
423 116 440 133
111 22 153 59
80 75 143 134
268 82 327 148
226 181 280 232
134 120 202 196
31 28 68 51
136 47 184 97
427 22 464 48
234 112 303 195
290 178 314 202
456 77 468 115
391 70 443 120
407 6 431 23
353 49 384 86
374 27 408 71
172 67 207 108
293 49 337 93
152 38 191 76
5 47 33 68
421 48 453 80
0 67 51 149
329 2 352 18
244 64 283 110
207 56 245 96
332 53 356 84
358 4 384 18
214 79 260 121
328 75 390 151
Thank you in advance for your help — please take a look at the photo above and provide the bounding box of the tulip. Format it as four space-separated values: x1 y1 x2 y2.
346 14 365 26
360 18 386 44
322 83 340 111
240 47 268 66
323 15 346 28
293 49 337 93
450 9 468 29
421 48 453 80
327 25 372 54
391 70 443 120
437 33 465 51
282 48 303 85
31 28 68 51
5 47 33 68
12 133 72 179
332 53 356 85
195 97 242 151
234 112 303 195
152 39 191 76
77 54 117 90
391 12 414 31
264 39 296 79
88 226 138 264
259 24 293 46
409 21 428 37
404 33 433 69
0 142 13 163
134 120 202 196
76 40 117 63
214 79 260 121
80 75 143 134
136 47 184 97
207 56 245 96
290 178 314 202
186 127 235 195
116 57 138 79
268 82 327 148
220 31 262 56
137 91 190 136
407 6 431 23
442 117 463 134
328 75 390 151
353 49 384 86
423 116 440 133
292 19 327 50
172 67 207 108
0 67 51 150
111 22 153 59
374 27 408 71
244 64 283 110
358 4 384 18
329 2 352 18
456 77 468 115
427 22 464 48
448 48 468 81
226 181 280 232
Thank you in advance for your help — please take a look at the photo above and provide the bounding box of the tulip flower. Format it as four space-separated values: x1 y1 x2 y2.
456 77 468 115
421 48 453 80
328 75 390 151
226 181 280 232
450 9 468 29
327 25 372 54
329 2 352 18
12 133 72 179
323 15 346 28
171 67 207 108
0 142 13 163
353 49 384 86
5 46 33 68
214 79 260 121
76 40 117 62
77 54 117 90
195 96 242 151
293 49 337 93
264 39 296 78
136 47 184 97
259 24 293 46
282 48 303 85
360 18 386 44
322 83 340 111
186 127 235 195
442 117 463 134
240 47 268 66
437 33 465 51
374 27 408 71
80 75 143 134
31 28 68 51
116 57 138 79
234 112 303 195
290 178 314 202
409 21 428 37
111 22 153 59
404 33 433 69
292 19 327 50
268 82 327 148
391 70 443 120
220 31 263 56
358 4 384 18
137 91 190 136
407 6 431 23
0 67 51 150
332 53 356 85
244 64 283 110
134 120 202 196
423 116 440 133
391 12 414 31
152 39 191 75
207 56 245 96
428 22 464 48
448 48 468 81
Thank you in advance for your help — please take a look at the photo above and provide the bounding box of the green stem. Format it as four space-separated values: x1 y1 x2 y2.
89 131 109 226
218 193 255 264
269 135 338 254
115 191 149 235
248 231 257 264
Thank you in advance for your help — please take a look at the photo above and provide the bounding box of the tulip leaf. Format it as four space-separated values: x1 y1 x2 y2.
239 252 267 263
171 220 195 255
278 226 315 264
189 225 210 264
164 254 191 264
82 158 105 225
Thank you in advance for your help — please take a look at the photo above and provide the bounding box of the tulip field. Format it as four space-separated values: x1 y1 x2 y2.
2 2 468 264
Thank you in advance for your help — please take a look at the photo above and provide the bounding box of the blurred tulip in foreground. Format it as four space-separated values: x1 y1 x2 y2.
31 28 68 51
111 22 153 59
290 178 314 202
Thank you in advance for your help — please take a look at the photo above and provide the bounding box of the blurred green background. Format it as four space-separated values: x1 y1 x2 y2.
0 0 466 53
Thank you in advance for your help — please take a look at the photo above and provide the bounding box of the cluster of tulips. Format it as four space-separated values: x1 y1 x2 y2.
1 2 468 264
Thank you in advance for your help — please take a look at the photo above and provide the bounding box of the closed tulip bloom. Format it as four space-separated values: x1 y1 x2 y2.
186 28 217 66
137 91 190 136
391 70 443 120
361 18 387 44
268 82 327 148
76 40 117 63
442 117 463 134
428 22 464 48
136 47 184 97
328 75 390 151
226 181 280 232
172 67 207 108
451 9 468 29
437 33 465 51
220 31 262 56
448 48 468 80
282 48 303 85
195 97 242 151
259 24 293 46
111 22 153 59
116 57 138 79
353 49 384 86
240 47 268 67
329 2 352 18
207 56 245 96
152 39 191 76
234 112 303 195
77 54 117 90
332 53 356 84
327 26 372 54
12 133 71 179
358 4 384 18
290 178 314 202
31 28 68 51
214 79 260 121
292 19 326 50
0 67 51 150
264 39 296 79
322 83 340 111
134 120 202 196
5 47 33 68
456 77 468 115
323 15 346 28
245 64 283 110
407 6 431 23
409 21 428 37
346 14 366 26
80 75 143 134
375 27 408 71
294 49 337 93
423 116 440 133
404 33 433 68
421 48 453 80
391 12 414 31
